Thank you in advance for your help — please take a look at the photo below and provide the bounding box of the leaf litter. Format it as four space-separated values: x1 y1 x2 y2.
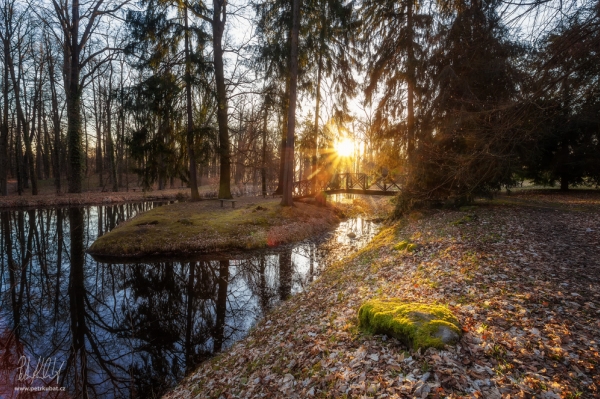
163 192 600 399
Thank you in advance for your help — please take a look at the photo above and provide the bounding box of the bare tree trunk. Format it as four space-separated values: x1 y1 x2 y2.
281 0 301 206
92 76 103 187
312 12 326 191
118 61 125 188
0 45 8 196
406 0 416 167
261 105 268 196
274 82 289 195
185 7 200 201
35 52 45 181
16 117 23 195
66 0 83 193
313 49 323 190
24 123 37 195
48 44 62 194
105 79 118 192
213 1 232 199
43 107 51 179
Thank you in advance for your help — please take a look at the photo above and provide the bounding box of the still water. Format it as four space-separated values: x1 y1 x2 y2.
0 202 378 398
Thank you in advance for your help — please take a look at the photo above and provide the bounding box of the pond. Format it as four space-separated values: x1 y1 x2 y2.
0 202 379 398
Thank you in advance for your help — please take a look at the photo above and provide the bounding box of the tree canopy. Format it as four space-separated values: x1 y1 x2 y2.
0 0 597 206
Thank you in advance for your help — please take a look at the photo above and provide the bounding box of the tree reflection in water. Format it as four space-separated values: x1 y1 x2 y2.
0 203 372 398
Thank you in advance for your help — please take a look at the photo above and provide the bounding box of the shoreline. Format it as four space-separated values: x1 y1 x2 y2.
0 188 192 210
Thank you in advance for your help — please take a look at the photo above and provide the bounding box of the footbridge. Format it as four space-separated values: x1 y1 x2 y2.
292 173 402 199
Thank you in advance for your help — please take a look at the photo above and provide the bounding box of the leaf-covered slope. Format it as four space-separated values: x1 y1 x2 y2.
164 192 600 399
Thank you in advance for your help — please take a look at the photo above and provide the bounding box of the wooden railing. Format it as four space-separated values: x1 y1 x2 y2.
292 173 401 198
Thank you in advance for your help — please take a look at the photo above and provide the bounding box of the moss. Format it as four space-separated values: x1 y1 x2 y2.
358 299 461 350
394 240 409 250
393 241 419 252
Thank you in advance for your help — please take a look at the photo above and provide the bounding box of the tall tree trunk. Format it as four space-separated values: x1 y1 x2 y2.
406 0 416 168
43 108 51 179
185 7 201 201
36 57 44 181
312 47 323 191
15 117 23 195
261 105 268 196
0 47 8 196
48 48 62 194
24 124 37 195
93 79 103 187
105 84 118 192
281 0 301 206
312 7 326 191
117 63 125 188
274 82 289 195
213 2 232 199
66 0 83 193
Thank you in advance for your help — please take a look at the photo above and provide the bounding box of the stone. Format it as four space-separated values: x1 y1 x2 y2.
358 299 462 349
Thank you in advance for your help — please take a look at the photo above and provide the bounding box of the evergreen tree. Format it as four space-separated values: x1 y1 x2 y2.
127 0 212 197
125 72 183 190
361 0 433 173
523 5 600 190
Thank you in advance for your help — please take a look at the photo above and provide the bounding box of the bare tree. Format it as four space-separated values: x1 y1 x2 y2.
188 0 233 199
47 0 131 193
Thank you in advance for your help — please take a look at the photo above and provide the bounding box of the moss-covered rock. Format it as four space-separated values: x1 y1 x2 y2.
394 241 409 250
358 299 461 350
393 241 419 252
406 243 419 252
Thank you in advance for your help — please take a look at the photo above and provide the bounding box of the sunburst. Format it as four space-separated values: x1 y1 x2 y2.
334 138 354 157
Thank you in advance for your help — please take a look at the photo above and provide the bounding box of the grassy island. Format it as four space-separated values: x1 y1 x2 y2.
88 198 339 258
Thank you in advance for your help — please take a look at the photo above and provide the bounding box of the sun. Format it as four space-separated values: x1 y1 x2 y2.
335 138 354 157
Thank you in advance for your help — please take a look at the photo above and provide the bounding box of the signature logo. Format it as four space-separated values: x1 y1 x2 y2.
16 356 65 383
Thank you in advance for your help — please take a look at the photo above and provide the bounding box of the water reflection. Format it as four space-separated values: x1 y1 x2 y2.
0 204 378 398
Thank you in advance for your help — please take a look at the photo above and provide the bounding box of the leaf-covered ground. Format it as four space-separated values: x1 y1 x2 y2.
164 191 600 399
